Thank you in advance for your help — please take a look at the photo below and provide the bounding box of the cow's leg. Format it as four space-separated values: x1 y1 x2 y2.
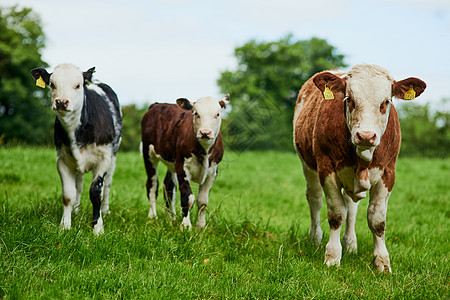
176 161 194 230
163 170 177 220
323 174 347 267
57 158 76 230
73 173 83 214
368 180 391 273
342 192 359 253
302 162 323 245
144 145 159 219
101 156 116 215
90 171 107 235
196 166 217 229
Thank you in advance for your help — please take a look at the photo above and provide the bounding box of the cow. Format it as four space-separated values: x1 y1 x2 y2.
141 95 229 230
30 63 122 235
293 64 426 272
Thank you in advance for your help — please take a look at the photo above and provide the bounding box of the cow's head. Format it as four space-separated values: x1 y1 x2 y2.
314 64 426 161
177 94 230 147
31 64 95 116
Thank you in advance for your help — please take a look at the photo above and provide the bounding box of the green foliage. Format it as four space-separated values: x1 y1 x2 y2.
0 6 51 145
120 104 149 152
1 148 449 298
398 98 450 158
218 35 346 151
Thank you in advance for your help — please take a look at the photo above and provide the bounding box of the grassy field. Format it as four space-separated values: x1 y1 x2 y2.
0 147 449 299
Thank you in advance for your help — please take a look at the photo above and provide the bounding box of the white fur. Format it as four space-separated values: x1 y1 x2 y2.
180 194 195 230
345 65 394 161
192 96 226 151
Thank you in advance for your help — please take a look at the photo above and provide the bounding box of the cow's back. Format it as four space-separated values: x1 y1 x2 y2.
294 73 350 170
142 103 196 162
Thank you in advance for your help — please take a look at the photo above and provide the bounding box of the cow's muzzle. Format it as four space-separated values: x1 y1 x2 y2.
53 98 69 111
354 131 377 147
198 129 213 140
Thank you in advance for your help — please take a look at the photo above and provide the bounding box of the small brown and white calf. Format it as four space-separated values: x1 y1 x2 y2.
141 95 229 229
293 64 426 272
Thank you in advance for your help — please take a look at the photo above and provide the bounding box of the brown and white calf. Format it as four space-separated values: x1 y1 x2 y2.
293 64 426 272
141 95 229 229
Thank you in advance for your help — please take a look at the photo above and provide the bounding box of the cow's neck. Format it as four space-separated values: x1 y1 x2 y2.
193 138 216 165
55 109 82 143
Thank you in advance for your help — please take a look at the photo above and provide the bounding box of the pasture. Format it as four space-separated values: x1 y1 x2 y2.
0 147 448 299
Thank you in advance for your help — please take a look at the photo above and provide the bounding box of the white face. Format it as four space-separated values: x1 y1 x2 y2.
192 96 225 142
49 64 84 114
344 66 393 161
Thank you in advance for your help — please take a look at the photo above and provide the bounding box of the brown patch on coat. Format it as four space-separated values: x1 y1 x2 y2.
63 196 70 206
328 211 343 230
374 221 386 237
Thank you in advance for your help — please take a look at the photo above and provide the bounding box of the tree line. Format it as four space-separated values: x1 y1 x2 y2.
0 6 448 157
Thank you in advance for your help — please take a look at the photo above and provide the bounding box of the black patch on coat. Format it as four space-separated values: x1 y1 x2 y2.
75 88 115 148
54 117 70 149
90 173 105 226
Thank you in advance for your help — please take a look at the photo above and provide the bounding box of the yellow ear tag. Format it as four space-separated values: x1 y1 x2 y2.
36 76 46 88
323 84 334 100
404 86 416 100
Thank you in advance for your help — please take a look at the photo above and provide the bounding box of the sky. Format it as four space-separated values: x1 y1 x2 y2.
5 0 450 107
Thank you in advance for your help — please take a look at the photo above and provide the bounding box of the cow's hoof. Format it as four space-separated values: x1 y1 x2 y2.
308 227 323 246
93 218 104 236
374 256 391 273
180 217 192 231
324 256 341 267
148 211 158 219
60 218 71 230
195 220 206 230
342 236 358 254
324 243 342 267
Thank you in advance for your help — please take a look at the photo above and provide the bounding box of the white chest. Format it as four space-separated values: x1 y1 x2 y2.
337 166 384 201
183 154 211 184
58 144 112 174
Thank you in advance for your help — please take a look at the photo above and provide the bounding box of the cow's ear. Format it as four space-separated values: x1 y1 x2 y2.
176 98 193 110
83 67 96 85
313 72 346 100
219 94 230 108
392 77 426 100
30 68 51 86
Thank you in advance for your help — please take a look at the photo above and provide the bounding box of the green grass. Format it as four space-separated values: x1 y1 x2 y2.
0 147 449 299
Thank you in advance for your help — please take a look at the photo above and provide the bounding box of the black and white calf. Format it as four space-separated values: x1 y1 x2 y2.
31 64 122 234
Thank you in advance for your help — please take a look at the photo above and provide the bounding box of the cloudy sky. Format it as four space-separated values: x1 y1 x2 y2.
6 0 450 106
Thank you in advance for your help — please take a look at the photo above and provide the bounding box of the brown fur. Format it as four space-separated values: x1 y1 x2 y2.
328 211 343 230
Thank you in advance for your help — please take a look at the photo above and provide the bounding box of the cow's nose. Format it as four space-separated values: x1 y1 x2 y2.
54 98 69 110
355 131 377 146
199 129 212 139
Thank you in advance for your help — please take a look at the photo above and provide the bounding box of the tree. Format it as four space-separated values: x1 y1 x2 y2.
120 104 149 152
397 98 450 158
0 6 51 145
217 35 346 151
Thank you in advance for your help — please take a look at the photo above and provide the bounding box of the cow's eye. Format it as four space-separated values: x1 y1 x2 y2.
50 82 55 89
216 113 220 117
193 111 199 118
75 84 80 89
346 97 355 112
